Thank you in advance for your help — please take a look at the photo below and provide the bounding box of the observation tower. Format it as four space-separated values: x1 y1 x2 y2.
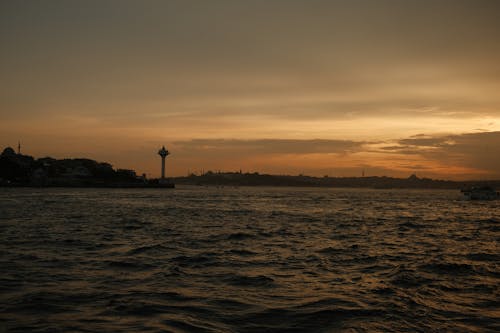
158 146 171 185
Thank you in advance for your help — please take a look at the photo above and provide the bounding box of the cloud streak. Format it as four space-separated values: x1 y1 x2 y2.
394 131 500 176
173 138 365 156
168 132 500 179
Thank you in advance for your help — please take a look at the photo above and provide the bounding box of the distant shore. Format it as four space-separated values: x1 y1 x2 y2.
1 146 498 190
2 174 498 190
172 172 499 190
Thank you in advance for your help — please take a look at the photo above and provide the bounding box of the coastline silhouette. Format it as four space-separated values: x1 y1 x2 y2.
1 146 498 190
0 146 174 188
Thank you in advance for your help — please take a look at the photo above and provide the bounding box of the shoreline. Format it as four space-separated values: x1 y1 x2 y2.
0 183 486 190
0 183 175 189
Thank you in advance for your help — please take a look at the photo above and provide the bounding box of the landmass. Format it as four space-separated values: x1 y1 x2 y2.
1 147 498 189
0 147 170 187
174 171 499 189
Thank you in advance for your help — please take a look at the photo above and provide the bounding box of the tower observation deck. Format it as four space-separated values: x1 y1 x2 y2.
158 146 174 187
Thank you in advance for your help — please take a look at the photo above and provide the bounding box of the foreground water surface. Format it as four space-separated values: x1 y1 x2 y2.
0 187 498 332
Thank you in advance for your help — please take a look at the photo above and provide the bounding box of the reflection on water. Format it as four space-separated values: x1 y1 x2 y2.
0 186 499 332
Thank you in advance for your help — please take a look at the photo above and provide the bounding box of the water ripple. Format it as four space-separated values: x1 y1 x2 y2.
0 187 499 332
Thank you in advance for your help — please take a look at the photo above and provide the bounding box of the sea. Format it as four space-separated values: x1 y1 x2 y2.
0 186 498 332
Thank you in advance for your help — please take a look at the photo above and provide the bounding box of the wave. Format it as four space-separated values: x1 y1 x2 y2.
223 274 275 288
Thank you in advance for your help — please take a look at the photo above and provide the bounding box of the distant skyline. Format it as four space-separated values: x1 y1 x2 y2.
1 0 500 180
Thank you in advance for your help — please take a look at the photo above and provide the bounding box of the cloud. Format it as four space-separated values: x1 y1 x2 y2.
2 0 500 124
387 131 500 177
172 138 365 157
167 133 500 179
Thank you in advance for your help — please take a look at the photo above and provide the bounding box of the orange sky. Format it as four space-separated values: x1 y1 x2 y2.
1 1 500 180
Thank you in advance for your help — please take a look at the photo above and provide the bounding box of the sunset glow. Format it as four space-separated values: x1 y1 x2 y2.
1 1 499 179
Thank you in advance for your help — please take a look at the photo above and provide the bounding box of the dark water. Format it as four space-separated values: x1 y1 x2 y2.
0 187 499 332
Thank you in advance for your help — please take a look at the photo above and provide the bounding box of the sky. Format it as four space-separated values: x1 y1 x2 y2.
1 0 499 179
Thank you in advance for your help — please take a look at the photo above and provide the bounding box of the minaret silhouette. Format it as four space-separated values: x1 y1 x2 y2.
17 141 21 154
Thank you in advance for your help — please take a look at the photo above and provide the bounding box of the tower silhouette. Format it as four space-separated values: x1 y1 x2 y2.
158 146 170 183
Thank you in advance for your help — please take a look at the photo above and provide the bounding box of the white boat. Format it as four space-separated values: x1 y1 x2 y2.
461 186 499 200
